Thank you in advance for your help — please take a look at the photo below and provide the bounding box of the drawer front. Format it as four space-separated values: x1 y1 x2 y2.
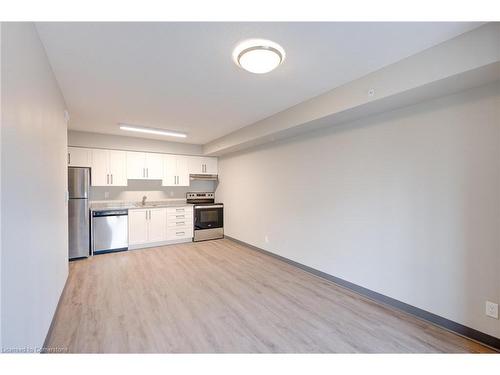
167 206 193 215
167 219 193 228
167 213 193 221
167 227 193 240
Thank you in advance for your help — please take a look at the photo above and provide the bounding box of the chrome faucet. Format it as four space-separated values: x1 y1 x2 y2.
142 196 147 205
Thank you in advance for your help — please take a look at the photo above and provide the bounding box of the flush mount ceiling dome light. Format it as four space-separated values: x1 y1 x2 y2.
233 39 285 74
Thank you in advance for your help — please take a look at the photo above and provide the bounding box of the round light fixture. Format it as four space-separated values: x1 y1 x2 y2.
233 39 285 74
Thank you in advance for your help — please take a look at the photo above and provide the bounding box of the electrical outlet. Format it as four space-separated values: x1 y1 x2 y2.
367 88 376 97
486 301 498 319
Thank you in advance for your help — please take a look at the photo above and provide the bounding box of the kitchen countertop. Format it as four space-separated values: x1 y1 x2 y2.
90 200 194 211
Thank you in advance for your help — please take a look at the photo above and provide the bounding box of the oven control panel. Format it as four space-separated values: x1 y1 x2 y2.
187 192 214 200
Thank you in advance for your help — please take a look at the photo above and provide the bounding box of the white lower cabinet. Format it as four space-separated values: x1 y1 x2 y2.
166 206 193 241
128 208 166 246
128 209 150 245
148 208 167 242
128 205 193 248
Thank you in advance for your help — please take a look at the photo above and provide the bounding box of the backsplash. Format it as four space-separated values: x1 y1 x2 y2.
90 179 216 202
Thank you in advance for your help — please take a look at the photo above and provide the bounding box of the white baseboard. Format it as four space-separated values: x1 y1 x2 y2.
129 238 192 250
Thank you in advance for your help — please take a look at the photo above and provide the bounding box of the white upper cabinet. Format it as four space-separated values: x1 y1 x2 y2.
91 149 109 186
68 147 92 167
126 152 164 180
126 152 145 179
145 153 164 180
78 147 218 187
108 150 127 186
163 155 190 186
188 156 218 175
91 149 127 186
203 157 218 175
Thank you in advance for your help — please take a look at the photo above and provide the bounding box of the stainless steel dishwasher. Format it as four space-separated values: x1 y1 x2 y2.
91 209 129 255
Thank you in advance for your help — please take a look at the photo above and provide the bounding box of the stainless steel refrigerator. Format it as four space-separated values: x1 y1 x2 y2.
68 167 90 259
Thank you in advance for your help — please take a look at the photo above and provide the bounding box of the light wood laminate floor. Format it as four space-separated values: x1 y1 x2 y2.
46 239 495 353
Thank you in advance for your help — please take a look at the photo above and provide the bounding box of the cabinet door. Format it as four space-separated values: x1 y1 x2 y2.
188 156 203 174
145 153 164 180
204 157 218 175
109 150 128 186
162 154 177 186
68 147 92 167
126 152 146 179
176 156 190 186
148 208 167 242
91 149 109 186
128 209 149 245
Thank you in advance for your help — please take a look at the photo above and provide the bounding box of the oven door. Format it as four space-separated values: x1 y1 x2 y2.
194 205 223 230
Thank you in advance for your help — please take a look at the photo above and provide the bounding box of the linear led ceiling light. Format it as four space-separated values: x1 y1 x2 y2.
119 124 187 138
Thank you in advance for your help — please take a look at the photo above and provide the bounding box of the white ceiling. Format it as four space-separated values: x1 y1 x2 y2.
36 22 482 144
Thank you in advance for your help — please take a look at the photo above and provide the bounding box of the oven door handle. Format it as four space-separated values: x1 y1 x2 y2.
194 205 224 209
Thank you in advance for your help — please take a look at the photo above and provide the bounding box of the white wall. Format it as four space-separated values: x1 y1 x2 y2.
1 23 68 351
68 130 203 155
217 82 500 339
0 21 3 350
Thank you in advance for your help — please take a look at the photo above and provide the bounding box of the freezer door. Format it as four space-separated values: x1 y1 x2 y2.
69 198 90 259
68 167 90 199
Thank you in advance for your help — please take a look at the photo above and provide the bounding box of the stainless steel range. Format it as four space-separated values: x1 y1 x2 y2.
187 192 224 242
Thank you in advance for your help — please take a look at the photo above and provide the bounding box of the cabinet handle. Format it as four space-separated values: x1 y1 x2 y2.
110 174 113 185
68 153 71 165
146 168 148 178
175 215 184 218
176 232 185 236
175 208 184 212
106 174 109 184
176 222 185 225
